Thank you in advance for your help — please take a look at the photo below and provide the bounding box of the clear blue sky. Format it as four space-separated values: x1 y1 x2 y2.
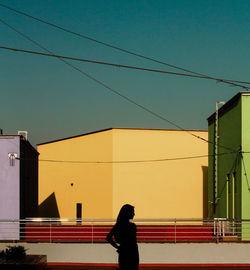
0 0 249 147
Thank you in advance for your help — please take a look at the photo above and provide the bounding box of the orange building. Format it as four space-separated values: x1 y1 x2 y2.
37 128 208 219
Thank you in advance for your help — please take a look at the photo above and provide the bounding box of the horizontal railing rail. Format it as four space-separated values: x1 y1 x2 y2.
1 218 250 243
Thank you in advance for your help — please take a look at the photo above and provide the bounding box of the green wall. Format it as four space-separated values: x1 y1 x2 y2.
208 93 250 240
241 95 250 220
208 96 242 219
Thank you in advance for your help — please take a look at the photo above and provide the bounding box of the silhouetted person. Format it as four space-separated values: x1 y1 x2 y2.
106 204 139 270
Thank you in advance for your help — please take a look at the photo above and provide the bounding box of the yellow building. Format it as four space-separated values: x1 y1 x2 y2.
37 128 208 219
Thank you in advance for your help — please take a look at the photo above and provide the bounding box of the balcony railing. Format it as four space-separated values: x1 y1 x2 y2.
0 218 249 243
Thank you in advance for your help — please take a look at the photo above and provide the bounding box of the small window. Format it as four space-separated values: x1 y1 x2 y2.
76 203 82 224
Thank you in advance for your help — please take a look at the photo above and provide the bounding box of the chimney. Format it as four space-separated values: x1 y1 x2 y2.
18 131 28 140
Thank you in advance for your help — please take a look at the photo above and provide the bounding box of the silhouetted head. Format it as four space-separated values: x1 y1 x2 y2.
116 204 135 224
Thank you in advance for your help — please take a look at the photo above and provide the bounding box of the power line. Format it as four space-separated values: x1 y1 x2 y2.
17 151 236 164
216 150 250 204
241 152 250 190
1 45 249 90
216 152 240 201
0 18 235 152
0 2 249 87
0 19 190 133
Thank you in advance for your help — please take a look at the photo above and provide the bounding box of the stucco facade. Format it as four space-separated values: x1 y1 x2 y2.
208 92 250 220
0 136 20 222
37 128 208 219
0 134 39 239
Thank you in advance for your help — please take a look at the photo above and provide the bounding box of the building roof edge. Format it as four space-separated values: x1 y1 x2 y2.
37 127 208 146
207 91 250 123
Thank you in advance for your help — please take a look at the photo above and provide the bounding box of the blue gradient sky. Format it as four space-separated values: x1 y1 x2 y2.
0 0 249 146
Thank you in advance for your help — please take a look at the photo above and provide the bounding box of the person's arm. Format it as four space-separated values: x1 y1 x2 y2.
106 226 120 250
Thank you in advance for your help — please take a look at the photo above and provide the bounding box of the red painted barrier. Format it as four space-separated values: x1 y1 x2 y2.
137 225 213 241
24 224 214 242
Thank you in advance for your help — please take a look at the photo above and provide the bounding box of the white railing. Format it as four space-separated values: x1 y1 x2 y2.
0 218 250 243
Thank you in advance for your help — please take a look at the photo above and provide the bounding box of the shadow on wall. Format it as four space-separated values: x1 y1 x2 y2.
38 192 60 218
202 166 208 219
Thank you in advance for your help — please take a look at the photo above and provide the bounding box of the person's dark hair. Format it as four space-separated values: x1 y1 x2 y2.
116 204 134 224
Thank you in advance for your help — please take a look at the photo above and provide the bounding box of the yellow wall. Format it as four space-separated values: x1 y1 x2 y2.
112 129 208 219
38 130 113 219
38 128 208 219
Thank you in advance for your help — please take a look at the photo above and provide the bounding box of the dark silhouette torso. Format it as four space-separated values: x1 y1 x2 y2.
114 222 139 270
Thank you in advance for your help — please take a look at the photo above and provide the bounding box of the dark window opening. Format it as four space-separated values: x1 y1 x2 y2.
76 203 82 224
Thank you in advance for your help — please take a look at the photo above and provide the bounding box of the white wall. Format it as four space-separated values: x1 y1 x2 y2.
0 136 20 239
1 243 250 264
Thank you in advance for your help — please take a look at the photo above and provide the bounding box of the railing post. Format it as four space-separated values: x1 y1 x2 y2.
174 219 176 243
13 219 16 243
215 218 220 243
91 222 94 244
222 220 225 238
216 219 219 243
20 219 24 242
50 218 52 243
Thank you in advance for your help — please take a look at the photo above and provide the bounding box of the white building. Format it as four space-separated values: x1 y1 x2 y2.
0 131 38 239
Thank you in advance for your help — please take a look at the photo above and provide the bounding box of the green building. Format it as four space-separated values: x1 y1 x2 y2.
208 92 250 239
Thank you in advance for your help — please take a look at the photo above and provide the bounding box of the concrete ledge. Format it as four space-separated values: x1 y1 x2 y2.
47 263 250 270
2 243 250 264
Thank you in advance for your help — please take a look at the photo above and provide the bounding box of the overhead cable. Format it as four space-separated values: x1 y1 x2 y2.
0 2 249 86
17 151 237 164
241 152 250 190
0 45 249 90
0 19 190 133
216 152 240 201
0 18 235 152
